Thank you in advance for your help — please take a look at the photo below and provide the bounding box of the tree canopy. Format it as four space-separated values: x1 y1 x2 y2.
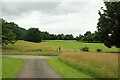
97 1 120 48
25 28 42 42
1 18 17 45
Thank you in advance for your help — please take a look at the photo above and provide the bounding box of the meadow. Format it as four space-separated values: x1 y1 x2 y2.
2 40 119 78
59 51 118 78
2 40 60 56
2 40 118 52
47 40 118 52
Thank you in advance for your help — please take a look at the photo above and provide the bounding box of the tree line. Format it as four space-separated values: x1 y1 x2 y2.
1 18 102 44
1 1 120 49
1 18 75 45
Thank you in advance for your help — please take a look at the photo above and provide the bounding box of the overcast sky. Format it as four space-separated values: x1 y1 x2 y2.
1 0 105 37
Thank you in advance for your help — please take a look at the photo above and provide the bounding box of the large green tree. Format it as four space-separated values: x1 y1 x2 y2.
97 1 120 49
25 28 42 42
10 22 27 40
64 34 74 40
1 18 16 46
76 34 84 41
41 31 50 40
83 31 94 42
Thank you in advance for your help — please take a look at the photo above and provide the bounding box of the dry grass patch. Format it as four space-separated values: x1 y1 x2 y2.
59 51 118 78
2 40 58 52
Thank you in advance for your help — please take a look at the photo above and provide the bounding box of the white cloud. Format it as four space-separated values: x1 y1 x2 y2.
2 0 105 2
2 1 105 37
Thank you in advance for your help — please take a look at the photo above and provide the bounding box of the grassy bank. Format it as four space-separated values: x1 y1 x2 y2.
59 52 118 78
2 40 118 52
47 58 91 78
46 40 118 52
2 40 57 52
2 58 24 78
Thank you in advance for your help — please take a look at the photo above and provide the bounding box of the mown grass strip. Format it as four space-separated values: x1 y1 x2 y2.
2 51 59 56
2 58 24 78
47 58 91 78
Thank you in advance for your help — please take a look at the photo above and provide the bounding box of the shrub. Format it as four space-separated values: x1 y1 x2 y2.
96 49 102 52
80 47 89 52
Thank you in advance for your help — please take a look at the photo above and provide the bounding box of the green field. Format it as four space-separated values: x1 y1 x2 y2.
3 40 118 52
47 40 118 52
47 58 91 78
2 58 24 78
2 40 119 78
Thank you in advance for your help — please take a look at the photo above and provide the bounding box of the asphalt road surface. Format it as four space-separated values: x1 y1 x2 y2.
3 55 61 78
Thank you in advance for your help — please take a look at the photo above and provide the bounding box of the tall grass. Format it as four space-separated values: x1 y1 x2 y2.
47 58 91 78
2 40 60 56
59 51 118 78
2 40 58 52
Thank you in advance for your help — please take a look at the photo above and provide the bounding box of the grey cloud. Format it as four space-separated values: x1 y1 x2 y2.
2 2 90 17
1 1 104 36
2 2 60 17
50 2 89 15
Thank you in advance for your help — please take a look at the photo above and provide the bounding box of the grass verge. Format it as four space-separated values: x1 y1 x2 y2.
2 51 60 56
59 52 118 78
47 58 91 78
2 58 24 78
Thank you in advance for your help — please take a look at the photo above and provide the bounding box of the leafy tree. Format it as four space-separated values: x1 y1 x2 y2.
97 1 120 48
83 31 93 42
93 31 101 43
84 31 91 36
1 18 16 45
41 31 50 40
25 28 42 42
50 34 57 40
9 22 27 40
57 34 64 40
64 34 74 40
76 34 84 41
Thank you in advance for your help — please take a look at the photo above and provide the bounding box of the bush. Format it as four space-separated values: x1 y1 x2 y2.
80 47 89 52
96 49 102 52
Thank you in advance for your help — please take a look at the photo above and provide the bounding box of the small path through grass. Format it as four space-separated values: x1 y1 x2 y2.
3 55 91 78
3 55 60 78
18 59 60 78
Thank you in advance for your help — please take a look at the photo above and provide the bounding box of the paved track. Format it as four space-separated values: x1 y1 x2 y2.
3 55 61 78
